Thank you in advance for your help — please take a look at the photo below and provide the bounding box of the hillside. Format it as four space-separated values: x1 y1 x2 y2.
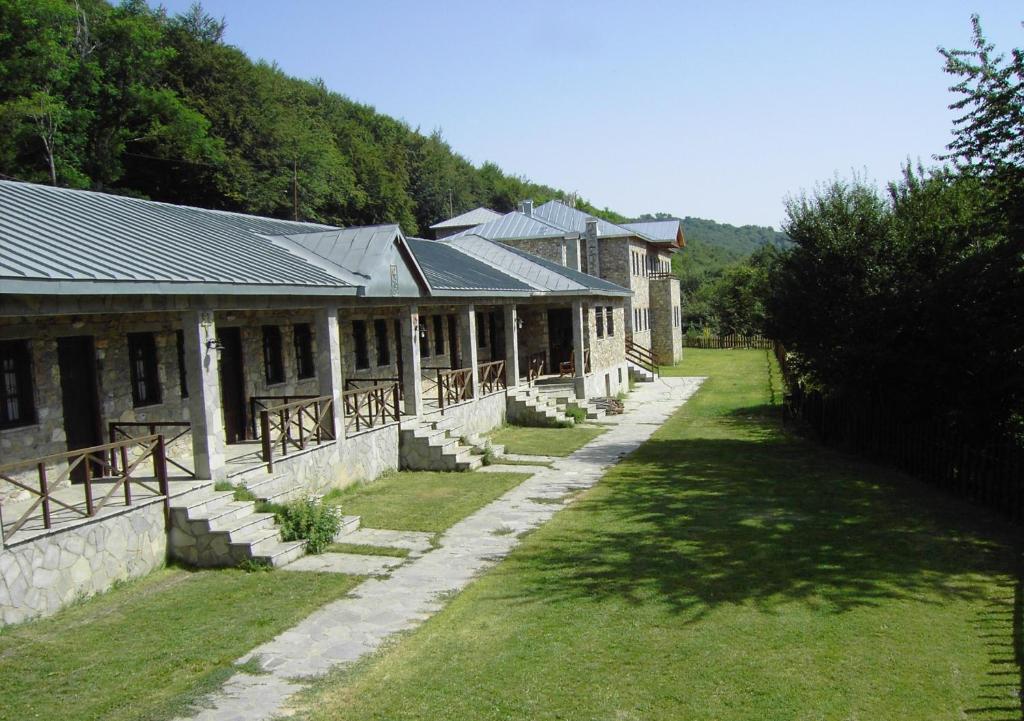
0 1 623 235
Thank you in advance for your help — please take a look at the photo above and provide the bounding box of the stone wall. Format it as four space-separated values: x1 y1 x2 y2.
585 302 626 373
423 388 507 437
0 499 167 625
498 237 566 266
583 362 629 399
650 278 683 365
516 306 550 376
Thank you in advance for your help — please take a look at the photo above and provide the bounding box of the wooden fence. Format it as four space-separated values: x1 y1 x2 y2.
684 334 774 349
775 341 1024 523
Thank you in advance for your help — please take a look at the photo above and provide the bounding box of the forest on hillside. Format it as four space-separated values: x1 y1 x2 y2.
0 0 622 234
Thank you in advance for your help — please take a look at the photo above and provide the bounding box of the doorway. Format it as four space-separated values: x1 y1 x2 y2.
217 327 246 444
447 315 459 369
394 319 404 394
57 336 102 482
547 308 573 370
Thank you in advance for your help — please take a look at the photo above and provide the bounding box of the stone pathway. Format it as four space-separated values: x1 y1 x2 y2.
175 376 704 721
281 553 403 576
338 528 434 557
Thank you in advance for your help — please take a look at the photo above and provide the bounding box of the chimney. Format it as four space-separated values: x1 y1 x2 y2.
585 218 600 277
519 199 533 217
565 235 581 271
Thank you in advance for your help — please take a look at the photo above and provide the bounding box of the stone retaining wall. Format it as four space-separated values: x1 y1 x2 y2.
0 500 167 626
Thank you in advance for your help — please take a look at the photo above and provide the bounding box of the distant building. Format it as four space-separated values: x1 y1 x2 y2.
428 207 502 239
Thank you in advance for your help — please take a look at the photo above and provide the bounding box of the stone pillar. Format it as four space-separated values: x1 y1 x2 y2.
314 307 344 437
399 305 424 416
503 304 520 389
571 300 587 400
458 305 480 397
182 310 226 480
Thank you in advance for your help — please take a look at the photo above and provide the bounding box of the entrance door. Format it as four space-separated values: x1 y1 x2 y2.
57 336 102 482
447 315 459 369
217 327 246 444
489 311 500 359
547 308 574 369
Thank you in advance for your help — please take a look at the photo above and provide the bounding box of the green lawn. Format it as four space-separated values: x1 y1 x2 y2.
488 424 606 456
326 471 529 533
295 349 1022 721
0 567 360 721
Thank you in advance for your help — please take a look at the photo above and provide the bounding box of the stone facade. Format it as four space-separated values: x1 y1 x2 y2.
498 237 567 266
422 387 507 437
0 499 166 625
650 278 683 365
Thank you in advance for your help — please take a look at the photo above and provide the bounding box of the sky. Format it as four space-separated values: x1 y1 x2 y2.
154 0 1021 228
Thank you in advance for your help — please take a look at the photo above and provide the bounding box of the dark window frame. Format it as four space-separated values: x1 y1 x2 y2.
293 323 315 380
262 325 285 385
0 339 35 428
175 329 188 399
128 332 162 407
595 307 604 338
353 320 369 370
477 312 487 348
605 306 614 337
374 319 391 367
419 318 431 358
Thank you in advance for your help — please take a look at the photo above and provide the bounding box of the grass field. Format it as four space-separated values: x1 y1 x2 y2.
487 424 605 457
295 349 1022 721
325 470 529 533
0 567 360 721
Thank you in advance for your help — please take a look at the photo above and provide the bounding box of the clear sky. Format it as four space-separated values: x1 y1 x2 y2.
155 0 1021 228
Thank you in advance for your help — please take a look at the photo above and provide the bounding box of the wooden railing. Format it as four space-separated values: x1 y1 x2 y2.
345 377 402 400
558 349 592 378
648 271 676 280
437 367 474 413
478 360 507 394
256 395 336 472
526 351 547 382
250 395 318 440
342 382 400 434
0 435 170 540
626 338 658 376
109 421 195 479
684 334 773 349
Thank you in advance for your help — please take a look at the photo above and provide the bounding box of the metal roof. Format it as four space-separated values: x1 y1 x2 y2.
0 180 358 295
429 207 502 229
532 200 631 238
406 237 533 293
450 211 568 241
621 220 684 247
446 234 630 296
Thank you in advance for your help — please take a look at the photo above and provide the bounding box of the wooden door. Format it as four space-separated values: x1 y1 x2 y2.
57 336 102 482
217 327 246 444
547 308 573 368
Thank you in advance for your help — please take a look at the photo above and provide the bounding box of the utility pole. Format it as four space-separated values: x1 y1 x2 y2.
292 159 298 221
448 188 453 219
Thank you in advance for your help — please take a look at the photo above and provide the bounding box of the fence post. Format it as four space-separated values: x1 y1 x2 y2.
260 410 274 472
83 455 95 517
38 462 51 530
155 435 170 528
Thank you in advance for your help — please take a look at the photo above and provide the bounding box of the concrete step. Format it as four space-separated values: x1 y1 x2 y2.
336 515 361 538
252 539 307 568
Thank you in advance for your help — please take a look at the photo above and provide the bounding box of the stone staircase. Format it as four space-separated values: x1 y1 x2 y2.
399 416 483 471
534 387 607 422
627 360 657 383
507 386 573 427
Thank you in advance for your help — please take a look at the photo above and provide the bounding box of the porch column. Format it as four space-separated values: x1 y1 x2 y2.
399 305 424 416
503 304 520 389
459 305 480 395
182 310 226 480
314 307 344 438
571 300 587 400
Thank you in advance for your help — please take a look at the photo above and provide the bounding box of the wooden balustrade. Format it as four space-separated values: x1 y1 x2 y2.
625 337 658 375
437 367 474 413
342 382 400 434
108 421 195 478
250 395 319 440
648 271 676 280
477 360 507 395
256 395 336 472
0 435 170 539
345 377 402 400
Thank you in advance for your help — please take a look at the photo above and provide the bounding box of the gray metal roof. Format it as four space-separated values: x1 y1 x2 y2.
532 200 632 238
406 237 533 293
0 180 358 295
450 211 568 241
446 234 630 296
621 220 684 246
429 207 502 229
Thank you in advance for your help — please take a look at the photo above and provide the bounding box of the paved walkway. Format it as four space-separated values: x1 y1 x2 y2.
176 376 704 721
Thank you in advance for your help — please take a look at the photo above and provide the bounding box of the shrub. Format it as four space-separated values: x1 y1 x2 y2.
274 496 342 554
565 407 587 424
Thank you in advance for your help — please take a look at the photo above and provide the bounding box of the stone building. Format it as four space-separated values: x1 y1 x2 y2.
445 199 685 366
0 181 630 624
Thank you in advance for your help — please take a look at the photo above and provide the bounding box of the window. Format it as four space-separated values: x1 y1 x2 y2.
477 312 487 348
374 319 390 366
0 339 34 428
418 317 430 357
596 307 604 338
353 320 369 370
175 330 188 399
605 306 614 336
644 308 649 330
128 332 161 407
293 323 315 379
262 325 285 384
433 315 444 355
